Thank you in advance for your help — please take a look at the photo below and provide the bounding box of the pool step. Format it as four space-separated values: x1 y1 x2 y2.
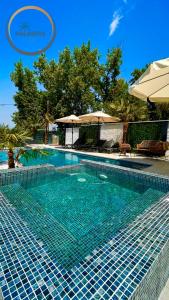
0 184 83 269
119 188 164 220
78 187 165 258
137 188 164 206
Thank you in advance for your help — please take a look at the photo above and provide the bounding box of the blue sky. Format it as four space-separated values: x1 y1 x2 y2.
1 0 169 126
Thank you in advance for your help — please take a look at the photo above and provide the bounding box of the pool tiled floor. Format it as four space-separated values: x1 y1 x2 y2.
1 164 169 299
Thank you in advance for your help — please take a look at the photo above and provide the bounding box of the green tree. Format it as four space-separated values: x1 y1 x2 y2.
0 125 49 169
129 64 149 85
44 112 54 144
11 62 43 133
155 103 169 120
34 42 102 117
109 98 148 122
11 45 123 131
104 77 148 121
12 44 162 132
101 48 122 103
0 126 31 168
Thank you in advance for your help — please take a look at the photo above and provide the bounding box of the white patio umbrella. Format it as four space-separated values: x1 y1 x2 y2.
79 111 120 123
79 111 120 142
55 115 81 147
129 58 169 103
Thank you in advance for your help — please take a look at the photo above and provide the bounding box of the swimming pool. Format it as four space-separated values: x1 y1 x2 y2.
0 148 151 170
0 163 169 300
0 150 7 162
0 163 165 270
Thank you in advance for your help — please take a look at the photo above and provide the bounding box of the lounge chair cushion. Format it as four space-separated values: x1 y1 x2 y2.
86 139 94 145
103 139 115 148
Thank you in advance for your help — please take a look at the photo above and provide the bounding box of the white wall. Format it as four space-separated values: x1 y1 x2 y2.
65 127 79 145
100 123 123 143
167 122 169 142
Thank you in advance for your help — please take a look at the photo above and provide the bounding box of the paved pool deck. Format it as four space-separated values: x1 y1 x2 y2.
121 157 169 177
159 280 169 300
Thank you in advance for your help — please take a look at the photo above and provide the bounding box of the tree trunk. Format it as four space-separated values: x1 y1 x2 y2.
44 122 49 144
123 122 129 144
8 150 15 169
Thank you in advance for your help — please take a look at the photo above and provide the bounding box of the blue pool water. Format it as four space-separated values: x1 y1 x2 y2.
0 164 164 269
0 149 151 169
0 150 7 162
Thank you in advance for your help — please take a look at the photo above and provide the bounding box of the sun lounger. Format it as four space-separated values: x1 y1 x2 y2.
99 139 116 153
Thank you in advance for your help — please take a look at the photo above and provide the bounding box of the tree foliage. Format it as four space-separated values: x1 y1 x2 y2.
11 62 43 133
34 42 101 117
10 42 169 134
129 64 149 85
103 78 148 122
0 125 50 168
101 48 122 103
0 125 31 168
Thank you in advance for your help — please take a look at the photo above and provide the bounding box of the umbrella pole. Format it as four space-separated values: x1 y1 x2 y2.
97 118 100 143
72 122 73 148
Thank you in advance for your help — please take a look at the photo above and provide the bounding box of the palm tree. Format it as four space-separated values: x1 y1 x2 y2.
110 98 148 143
0 127 31 168
44 112 54 144
0 126 48 168
15 147 49 167
110 98 148 122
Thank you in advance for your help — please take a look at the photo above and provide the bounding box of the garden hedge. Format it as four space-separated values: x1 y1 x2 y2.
127 121 168 148
79 125 98 144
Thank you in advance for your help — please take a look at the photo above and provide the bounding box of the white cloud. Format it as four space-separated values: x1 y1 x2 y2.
109 11 123 36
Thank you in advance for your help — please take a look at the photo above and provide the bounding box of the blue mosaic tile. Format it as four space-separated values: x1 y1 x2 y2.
0 164 169 299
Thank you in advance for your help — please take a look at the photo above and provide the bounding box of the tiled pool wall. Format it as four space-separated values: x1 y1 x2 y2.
130 238 169 300
0 164 56 186
1 163 169 300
